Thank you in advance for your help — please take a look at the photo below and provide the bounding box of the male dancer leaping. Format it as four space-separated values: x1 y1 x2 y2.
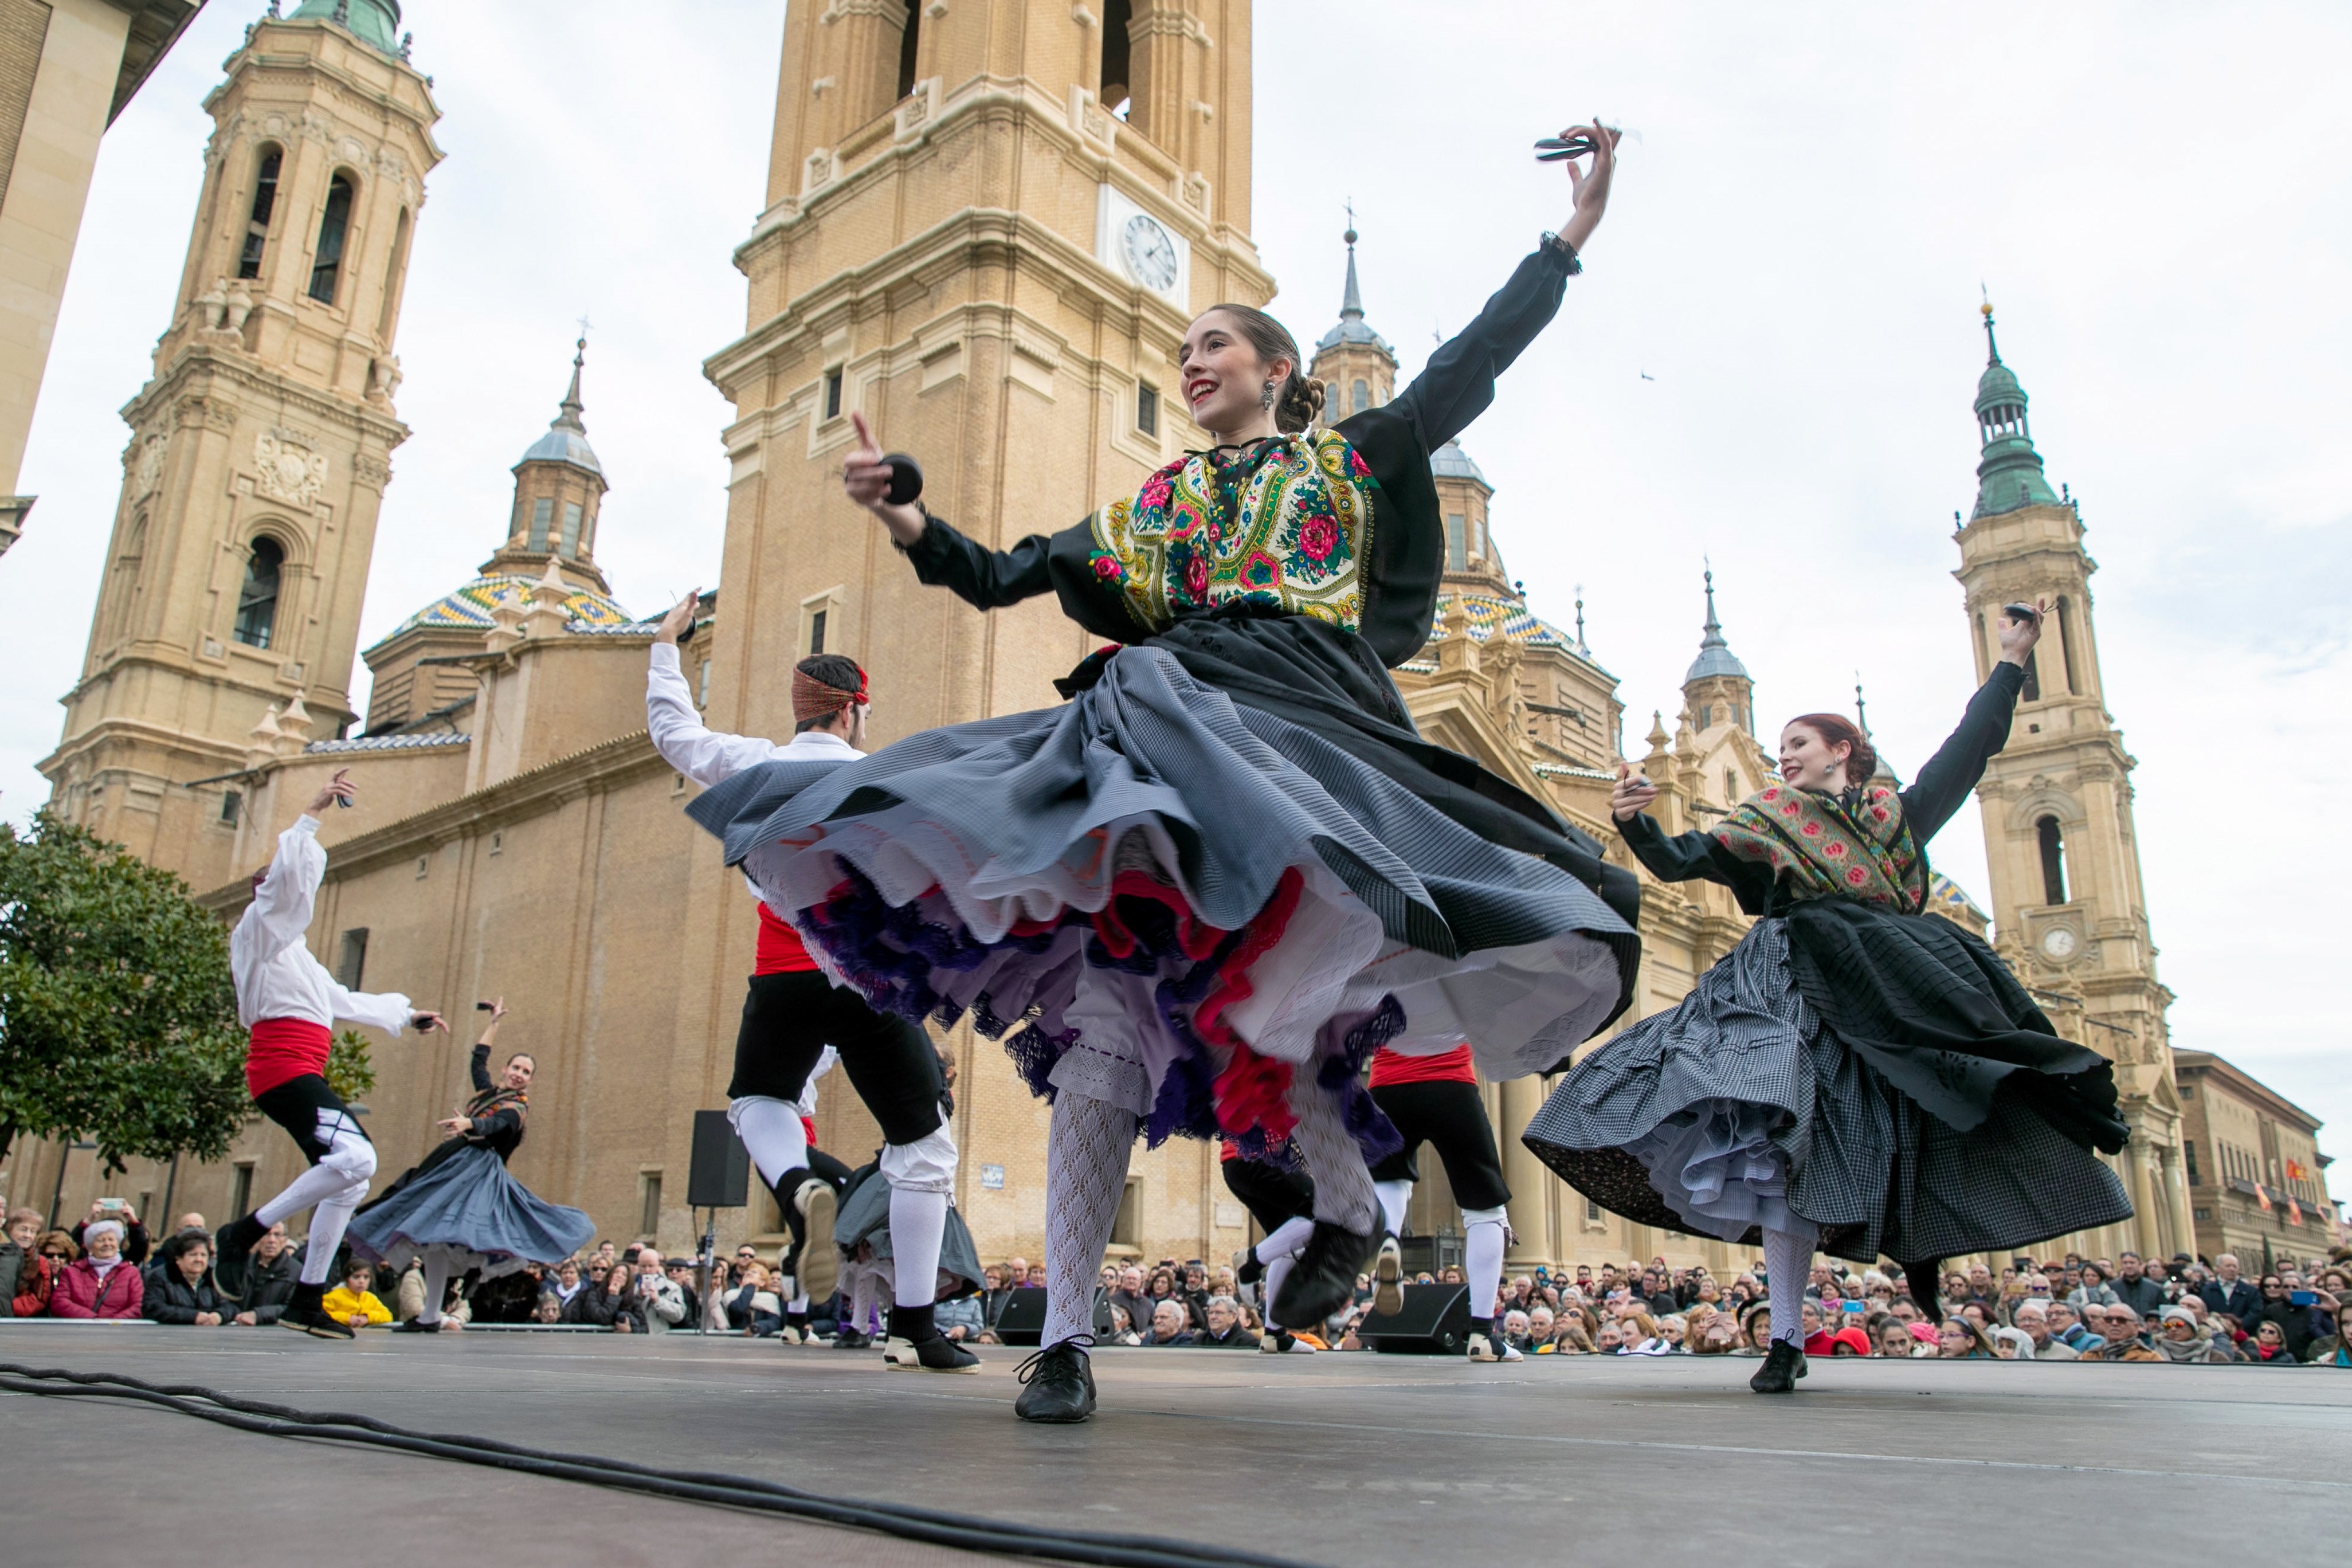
1368 1043 1520 1363
649 592 974 1373
213 771 447 1338
1222 1140 1318 1353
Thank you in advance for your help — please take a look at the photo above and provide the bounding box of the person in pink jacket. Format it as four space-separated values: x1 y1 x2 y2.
49 1219 143 1319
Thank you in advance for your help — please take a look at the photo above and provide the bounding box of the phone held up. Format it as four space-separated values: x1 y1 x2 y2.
476 1000 496 1012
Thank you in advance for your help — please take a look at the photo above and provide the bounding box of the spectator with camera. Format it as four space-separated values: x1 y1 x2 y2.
2245 1275 2335 1359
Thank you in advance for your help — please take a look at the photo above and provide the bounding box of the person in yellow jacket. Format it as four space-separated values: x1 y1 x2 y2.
319 1260 393 1329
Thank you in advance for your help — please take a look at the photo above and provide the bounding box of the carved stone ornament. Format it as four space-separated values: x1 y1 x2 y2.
134 434 168 496
255 430 329 508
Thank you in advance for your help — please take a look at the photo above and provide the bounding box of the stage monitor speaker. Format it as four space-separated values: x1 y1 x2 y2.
686 1109 750 1209
1361 1283 1471 1354
991 1286 1116 1347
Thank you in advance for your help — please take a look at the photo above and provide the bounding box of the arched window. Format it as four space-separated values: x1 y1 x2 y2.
309 174 354 304
1100 0 1132 115
2036 814 2067 905
237 147 281 280
895 0 922 99
1444 513 1467 570
2020 647 2041 703
233 537 284 649
1353 378 1370 417
559 501 585 558
527 497 554 552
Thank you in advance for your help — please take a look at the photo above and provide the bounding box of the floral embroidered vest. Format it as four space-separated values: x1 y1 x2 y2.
1085 430 1379 636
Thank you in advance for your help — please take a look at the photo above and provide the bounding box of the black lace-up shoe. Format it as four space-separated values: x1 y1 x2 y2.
1750 1339 1806 1393
1271 1220 1378 1330
1014 1339 1097 1423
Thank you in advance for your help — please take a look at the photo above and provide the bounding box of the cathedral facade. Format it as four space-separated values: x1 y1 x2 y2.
15 2 2334 1274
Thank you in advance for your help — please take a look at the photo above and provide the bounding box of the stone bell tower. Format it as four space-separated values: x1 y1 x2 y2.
40 1 439 891
1951 301 2192 1260
684 0 1268 1264
703 0 1268 745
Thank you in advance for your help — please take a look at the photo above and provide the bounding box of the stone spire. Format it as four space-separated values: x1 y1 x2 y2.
1311 218 1398 425
1684 567 1749 684
484 334 610 589
1970 299 2060 519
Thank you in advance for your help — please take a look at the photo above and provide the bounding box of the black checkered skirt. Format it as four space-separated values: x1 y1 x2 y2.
1523 917 2134 1264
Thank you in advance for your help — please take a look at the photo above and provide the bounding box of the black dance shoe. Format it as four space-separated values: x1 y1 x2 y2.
1232 1246 1263 1288
211 1212 265 1296
1271 1220 1378 1330
791 1179 840 1304
390 1316 442 1334
833 1327 869 1350
885 1334 981 1373
1371 1232 1405 1318
1014 1339 1097 1423
279 1281 356 1341
1749 1340 1807 1394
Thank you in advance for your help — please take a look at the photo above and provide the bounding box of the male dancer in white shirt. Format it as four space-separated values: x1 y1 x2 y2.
649 592 974 1373
212 770 447 1338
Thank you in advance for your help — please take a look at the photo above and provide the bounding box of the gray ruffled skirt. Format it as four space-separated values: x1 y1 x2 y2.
1524 918 2134 1263
347 1143 595 1279
688 645 1638 1159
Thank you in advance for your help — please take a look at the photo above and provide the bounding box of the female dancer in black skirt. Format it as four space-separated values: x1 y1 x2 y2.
348 998 594 1330
692 126 1641 1422
1524 601 2133 1393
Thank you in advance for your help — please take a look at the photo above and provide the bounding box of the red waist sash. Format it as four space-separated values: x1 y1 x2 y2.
1368 1043 1476 1089
246 1017 334 1097
755 902 819 975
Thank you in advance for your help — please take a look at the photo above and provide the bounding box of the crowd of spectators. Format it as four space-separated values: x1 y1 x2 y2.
6 1197 2342 1368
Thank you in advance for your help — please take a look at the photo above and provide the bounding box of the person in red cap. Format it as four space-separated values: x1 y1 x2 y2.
211 770 447 1339
648 593 975 1373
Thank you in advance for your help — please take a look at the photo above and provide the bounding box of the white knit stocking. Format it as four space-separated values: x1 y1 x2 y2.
1765 1223 1818 1347
1285 1072 1376 1235
1041 1092 1136 1349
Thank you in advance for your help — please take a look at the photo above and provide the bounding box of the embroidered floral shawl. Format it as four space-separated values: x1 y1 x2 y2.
1711 784 1926 913
1085 429 1378 636
465 1080 527 1131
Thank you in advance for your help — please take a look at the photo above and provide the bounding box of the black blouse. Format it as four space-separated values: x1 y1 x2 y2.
464 1044 526 1162
1618 661 2028 916
899 239 1583 669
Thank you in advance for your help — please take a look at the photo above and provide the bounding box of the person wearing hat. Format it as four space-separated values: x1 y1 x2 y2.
211 771 449 1340
49 1220 143 1319
647 593 972 1374
2150 1303 2226 1363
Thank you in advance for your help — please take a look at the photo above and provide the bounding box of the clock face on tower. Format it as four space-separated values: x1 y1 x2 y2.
2040 926 2079 962
1121 213 1179 292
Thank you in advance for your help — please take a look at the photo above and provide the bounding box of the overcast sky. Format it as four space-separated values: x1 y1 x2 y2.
5 3 2346 1199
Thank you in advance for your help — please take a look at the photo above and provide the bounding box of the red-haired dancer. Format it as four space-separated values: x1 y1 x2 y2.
1527 601 2133 1394
213 771 448 1339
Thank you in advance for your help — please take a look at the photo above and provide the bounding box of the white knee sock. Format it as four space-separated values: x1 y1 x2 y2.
415 1255 454 1325
1263 1255 1297 1328
1255 1215 1316 1266
299 1197 359 1285
729 1096 810 1192
1286 1072 1376 1234
1764 1224 1818 1347
1463 1209 1508 1323
888 1186 948 1310
1374 1179 1413 1238
1041 1092 1137 1349
256 1165 351 1230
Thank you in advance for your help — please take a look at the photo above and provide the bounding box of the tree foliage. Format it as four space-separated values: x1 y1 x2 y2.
327 1027 377 1108
0 812 250 1173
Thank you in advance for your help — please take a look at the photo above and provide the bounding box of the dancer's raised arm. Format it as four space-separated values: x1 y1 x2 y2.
1367 121 1618 454
1900 601 2044 843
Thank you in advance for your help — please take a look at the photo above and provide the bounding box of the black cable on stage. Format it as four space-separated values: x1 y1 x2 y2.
1 1362 1323 1568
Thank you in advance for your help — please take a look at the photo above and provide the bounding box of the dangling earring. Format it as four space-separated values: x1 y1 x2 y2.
1260 379 1277 411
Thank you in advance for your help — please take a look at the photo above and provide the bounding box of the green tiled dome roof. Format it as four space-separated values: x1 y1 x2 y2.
391 574 632 637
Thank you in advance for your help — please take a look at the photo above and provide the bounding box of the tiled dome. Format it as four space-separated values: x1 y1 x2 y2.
1424 590 1574 650
392 574 632 636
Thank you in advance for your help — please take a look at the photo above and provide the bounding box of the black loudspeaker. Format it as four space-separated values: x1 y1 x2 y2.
1361 1283 1472 1354
686 1110 750 1208
994 1286 1049 1346
992 1286 1115 1347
